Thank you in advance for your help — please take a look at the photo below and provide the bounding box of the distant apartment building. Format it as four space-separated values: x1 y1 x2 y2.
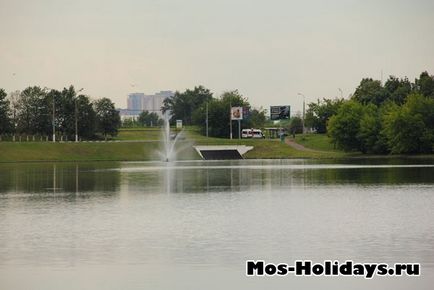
127 93 145 114
123 90 174 120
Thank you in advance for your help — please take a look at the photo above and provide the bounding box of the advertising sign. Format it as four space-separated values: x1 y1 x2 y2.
231 107 243 120
270 106 290 120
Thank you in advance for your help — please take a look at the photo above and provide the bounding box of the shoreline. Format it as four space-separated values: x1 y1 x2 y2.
0 140 433 163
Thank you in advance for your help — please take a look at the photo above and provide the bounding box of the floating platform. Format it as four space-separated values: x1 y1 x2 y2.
193 145 254 160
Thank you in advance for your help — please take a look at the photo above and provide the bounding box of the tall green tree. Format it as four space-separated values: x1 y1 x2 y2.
382 94 434 153
352 78 388 105
138 111 162 126
76 94 96 138
357 104 388 154
305 98 344 133
94 98 121 139
415 71 434 98
384 76 413 105
16 86 51 135
193 90 249 138
288 116 303 134
327 100 365 151
0 89 12 134
162 85 213 125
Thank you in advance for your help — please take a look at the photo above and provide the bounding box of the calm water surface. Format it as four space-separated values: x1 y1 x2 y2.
0 159 433 289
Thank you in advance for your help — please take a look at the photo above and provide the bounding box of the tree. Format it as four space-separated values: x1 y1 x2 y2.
193 90 249 138
138 111 162 126
305 98 344 133
0 89 12 135
384 76 413 105
76 94 96 139
352 78 388 105
357 104 388 154
288 116 303 134
415 71 434 98
16 86 51 136
94 98 121 139
245 108 266 129
327 100 365 151
382 94 434 153
162 85 213 125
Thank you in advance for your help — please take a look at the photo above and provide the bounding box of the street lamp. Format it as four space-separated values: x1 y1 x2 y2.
338 88 343 98
75 88 84 142
297 92 305 136
44 87 56 142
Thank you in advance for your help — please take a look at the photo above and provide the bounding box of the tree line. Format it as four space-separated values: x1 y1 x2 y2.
121 111 163 128
305 71 434 154
0 86 121 141
162 86 266 138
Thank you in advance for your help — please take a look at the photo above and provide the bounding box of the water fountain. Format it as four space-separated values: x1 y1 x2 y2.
159 111 183 162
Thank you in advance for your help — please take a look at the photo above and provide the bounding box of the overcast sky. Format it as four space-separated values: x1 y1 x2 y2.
1 0 434 112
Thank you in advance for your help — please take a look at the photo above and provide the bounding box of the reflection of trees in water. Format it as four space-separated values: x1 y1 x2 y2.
305 167 434 185
0 163 121 196
149 164 434 193
2 161 432 197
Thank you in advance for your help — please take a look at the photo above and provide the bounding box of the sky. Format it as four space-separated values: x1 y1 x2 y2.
1 0 434 113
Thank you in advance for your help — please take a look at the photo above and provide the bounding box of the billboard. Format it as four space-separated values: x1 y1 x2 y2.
231 107 243 120
270 106 290 120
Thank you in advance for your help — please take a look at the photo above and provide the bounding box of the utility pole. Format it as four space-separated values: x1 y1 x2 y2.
229 99 233 139
238 119 241 140
206 102 209 138
75 88 84 142
298 93 306 137
52 92 56 142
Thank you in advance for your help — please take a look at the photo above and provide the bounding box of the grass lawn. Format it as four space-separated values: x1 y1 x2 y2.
0 142 160 162
0 128 350 162
292 133 342 152
115 128 162 140
185 130 345 159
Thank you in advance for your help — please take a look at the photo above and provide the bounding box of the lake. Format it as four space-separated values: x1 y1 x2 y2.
0 159 433 289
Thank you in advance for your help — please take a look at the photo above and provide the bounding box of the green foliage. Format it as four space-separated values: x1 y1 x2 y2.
357 104 388 154
415 71 434 98
328 101 366 151
94 98 121 139
162 85 213 125
138 111 163 127
288 116 303 134
193 90 250 138
353 78 388 105
76 94 96 138
384 76 412 105
382 94 434 153
16 86 51 135
0 89 12 134
305 98 344 133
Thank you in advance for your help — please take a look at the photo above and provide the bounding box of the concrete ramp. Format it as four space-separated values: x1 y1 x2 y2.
194 145 254 160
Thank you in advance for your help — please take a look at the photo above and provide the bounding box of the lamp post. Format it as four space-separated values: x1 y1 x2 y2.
297 92 305 137
75 88 84 142
44 87 56 142
206 102 209 138
338 88 343 98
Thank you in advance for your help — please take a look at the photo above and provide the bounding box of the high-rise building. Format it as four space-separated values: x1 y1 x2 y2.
125 91 174 118
127 93 145 114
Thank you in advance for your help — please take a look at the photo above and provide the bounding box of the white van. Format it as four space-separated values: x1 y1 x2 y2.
241 129 253 138
251 129 264 139
242 129 264 139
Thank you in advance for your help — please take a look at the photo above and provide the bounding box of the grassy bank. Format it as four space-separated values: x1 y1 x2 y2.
5 128 431 163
